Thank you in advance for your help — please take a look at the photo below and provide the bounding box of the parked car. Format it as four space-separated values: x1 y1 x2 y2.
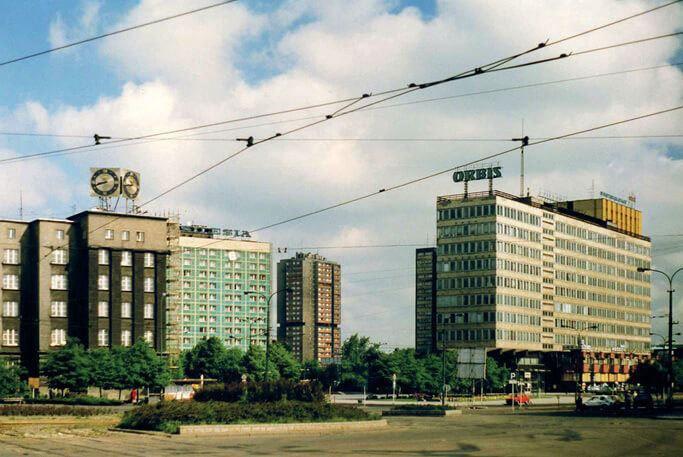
584 395 616 409
506 394 531 406
632 389 653 409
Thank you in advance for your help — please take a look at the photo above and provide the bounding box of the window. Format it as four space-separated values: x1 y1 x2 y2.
144 253 154 268
121 302 132 318
105 229 114 240
56 229 65 240
2 301 18 317
121 230 130 241
51 274 67 290
2 329 18 346
143 277 154 292
7 228 16 239
52 249 66 265
98 301 109 317
98 249 109 265
3 274 19 290
144 330 153 344
144 303 154 319
3 249 19 264
121 330 132 347
121 276 132 291
97 275 109 290
51 301 67 317
121 251 132 266
98 329 109 347
136 231 145 242
51 329 66 346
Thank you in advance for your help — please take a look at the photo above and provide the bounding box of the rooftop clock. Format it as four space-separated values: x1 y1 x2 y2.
122 170 141 199
89 168 121 197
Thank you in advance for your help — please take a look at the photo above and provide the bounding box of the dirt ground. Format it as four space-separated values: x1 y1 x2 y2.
0 408 680 456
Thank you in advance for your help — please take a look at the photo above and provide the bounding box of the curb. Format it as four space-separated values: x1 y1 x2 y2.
179 419 388 436
109 427 173 437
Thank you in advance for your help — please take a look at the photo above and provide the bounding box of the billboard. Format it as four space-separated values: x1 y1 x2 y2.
456 348 487 379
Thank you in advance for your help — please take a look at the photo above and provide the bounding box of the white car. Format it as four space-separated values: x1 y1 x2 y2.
584 395 616 408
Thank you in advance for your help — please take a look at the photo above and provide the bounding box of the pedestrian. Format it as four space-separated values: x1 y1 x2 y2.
624 391 631 411
575 392 583 412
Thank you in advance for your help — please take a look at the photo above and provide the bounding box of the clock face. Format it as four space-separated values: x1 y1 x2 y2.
122 171 140 199
90 168 120 197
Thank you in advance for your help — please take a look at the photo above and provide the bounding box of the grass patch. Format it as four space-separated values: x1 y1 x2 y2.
0 405 115 416
118 400 379 433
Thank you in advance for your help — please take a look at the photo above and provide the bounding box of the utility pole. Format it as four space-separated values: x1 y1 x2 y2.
512 133 529 197
441 330 446 406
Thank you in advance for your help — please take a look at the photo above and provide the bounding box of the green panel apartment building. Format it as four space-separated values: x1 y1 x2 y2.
167 225 272 353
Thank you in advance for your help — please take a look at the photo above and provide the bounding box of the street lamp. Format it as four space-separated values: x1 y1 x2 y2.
244 287 292 380
638 266 683 408
560 322 598 390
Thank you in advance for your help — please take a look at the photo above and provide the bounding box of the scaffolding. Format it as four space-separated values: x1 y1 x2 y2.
165 214 182 364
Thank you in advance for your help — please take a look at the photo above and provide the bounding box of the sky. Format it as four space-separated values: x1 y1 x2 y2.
0 0 682 349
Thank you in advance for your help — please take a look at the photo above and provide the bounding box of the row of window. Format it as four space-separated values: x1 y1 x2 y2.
555 254 649 283
437 203 495 221
182 248 269 260
497 223 541 243
97 301 154 319
103 229 145 242
98 250 155 267
497 205 541 226
554 302 650 323
97 275 155 292
437 221 496 239
496 241 542 260
555 221 650 256
436 293 541 309
182 271 268 281
554 333 649 352
556 237 649 268
437 240 495 256
555 318 650 337
182 260 269 270
555 286 650 309
555 269 650 297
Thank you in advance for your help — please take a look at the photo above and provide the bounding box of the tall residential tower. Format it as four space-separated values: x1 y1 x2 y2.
277 253 341 363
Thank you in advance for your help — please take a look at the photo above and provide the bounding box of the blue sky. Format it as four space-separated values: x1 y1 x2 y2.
1 0 682 346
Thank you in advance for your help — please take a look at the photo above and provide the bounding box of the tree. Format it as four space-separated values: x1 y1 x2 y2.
0 363 24 397
301 359 323 381
42 339 91 395
242 345 270 381
630 360 667 395
221 347 245 383
125 340 170 391
269 342 301 380
183 337 229 380
108 346 133 399
674 359 683 390
88 348 113 397
485 357 510 392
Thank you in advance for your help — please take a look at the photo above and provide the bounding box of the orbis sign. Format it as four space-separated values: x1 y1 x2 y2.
453 166 502 183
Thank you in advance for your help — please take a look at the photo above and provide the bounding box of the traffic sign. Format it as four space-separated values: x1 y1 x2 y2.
510 372 516 379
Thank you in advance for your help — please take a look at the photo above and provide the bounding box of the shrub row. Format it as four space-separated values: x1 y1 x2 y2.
0 405 114 416
119 400 376 432
392 404 454 411
193 380 325 403
23 396 123 406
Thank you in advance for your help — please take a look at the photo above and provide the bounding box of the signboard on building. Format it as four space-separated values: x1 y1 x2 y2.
456 348 487 379
599 191 636 209
453 166 502 183
180 225 251 239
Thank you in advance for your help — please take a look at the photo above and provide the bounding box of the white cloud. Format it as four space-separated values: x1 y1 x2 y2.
48 1 101 49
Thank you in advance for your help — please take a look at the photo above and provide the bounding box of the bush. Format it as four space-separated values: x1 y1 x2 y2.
392 404 454 411
194 380 325 403
0 405 113 416
118 400 376 432
23 395 123 406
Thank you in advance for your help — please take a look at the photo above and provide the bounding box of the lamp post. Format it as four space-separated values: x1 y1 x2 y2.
638 266 682 408
561 323 598 390
244 287 291 380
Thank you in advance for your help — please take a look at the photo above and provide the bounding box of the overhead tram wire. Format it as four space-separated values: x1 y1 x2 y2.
0 1 240 67
248 105 683 234
30 1 683 257
36 29 560 259
2 56 681 166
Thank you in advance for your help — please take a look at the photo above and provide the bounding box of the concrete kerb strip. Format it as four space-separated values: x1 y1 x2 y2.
109 427 173 438
179 419 389 436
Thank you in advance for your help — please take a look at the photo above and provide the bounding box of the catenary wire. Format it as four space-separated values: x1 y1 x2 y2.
0 1 240 67
2 59 681 164
248 105 683 234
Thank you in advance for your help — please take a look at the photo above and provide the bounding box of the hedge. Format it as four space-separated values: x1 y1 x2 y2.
193 380 325 403
119 400 377 433
392 404 454 411
0 405 114 416
23 396 124 406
